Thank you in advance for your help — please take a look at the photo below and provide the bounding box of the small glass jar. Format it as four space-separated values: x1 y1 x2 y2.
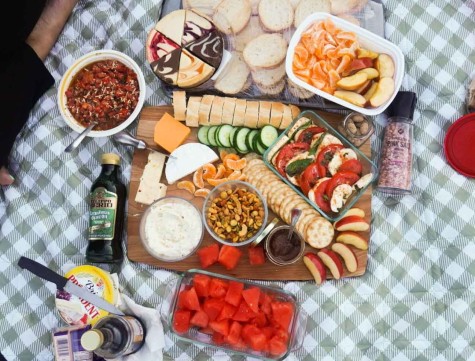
339 112 374 147
265 225 305 266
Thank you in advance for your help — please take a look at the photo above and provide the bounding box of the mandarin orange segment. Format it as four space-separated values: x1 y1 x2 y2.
202 163 217 180
219 149 228 162
215 163 226 179
223 153 240 163
207 177 230 186
228 170 242 180
194 188 210 198
177 181 196 195
225 158 247 171
193 167 205 189
224 169 234 178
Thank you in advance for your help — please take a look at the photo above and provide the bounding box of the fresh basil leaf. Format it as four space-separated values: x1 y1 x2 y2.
286 158 312 177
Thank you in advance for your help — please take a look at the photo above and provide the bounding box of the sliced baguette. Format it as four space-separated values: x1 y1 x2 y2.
295 0 331 27
257 101 272 128
258 0 294 32
256 79 285 95
280 105 293 129
251 62 286 87
173 91 187 121
209 96 225 125
214 52 250 95
289 104 301 120
198 94 214 125
222 97 237 125
244 101 259 128
185 96 202 127
243 34 288 69
213 0 252 34
270 102 285 129
233 99 247 127
331 0 368 15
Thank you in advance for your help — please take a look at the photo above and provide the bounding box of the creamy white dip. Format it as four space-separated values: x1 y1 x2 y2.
143 199 202 260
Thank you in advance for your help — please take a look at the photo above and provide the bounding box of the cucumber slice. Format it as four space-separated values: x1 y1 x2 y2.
235 128 251 153
217 124 233 148
253 137 267 155
246 130 259 153
197 126 211 145
214 125 223 147
229 127 239 149
207 126 219 147
259 125 278 147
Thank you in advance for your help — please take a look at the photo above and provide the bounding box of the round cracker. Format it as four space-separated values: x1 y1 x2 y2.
280 196 305 224
305 217 334 249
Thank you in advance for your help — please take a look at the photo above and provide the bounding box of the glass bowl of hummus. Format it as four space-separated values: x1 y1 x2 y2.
139 196 204 262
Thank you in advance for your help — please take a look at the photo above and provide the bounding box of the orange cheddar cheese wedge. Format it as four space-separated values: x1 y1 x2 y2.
154 113 190 153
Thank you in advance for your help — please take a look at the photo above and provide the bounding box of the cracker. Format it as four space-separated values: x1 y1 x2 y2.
305 218 334 249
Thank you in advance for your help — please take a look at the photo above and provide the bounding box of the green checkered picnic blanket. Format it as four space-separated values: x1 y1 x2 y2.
1 0 474 360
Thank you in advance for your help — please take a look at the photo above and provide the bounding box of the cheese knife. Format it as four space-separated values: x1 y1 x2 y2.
18 256 125 316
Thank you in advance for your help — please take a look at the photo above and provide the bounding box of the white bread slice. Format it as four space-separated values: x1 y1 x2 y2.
280 105 293 129
257 101 272 128
251 62 286 87
173 91 187 121
209 96 225 125
258 0 294 32
185 96 202 127
198 95 215 125
213 0 252 34
222 97 237 125
331 0 368 15
295 0 331 27
214 52 250 94
270 102 284 129
287 78 315 99
183 0 221 16
233 99 247 126
155 10 186 45
243 34 287 69
233 16 265 52
256 79 285 95
244 101 259 128
289 104 301 120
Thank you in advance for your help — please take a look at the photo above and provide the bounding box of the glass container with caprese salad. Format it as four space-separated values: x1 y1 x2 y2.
263 110 378 222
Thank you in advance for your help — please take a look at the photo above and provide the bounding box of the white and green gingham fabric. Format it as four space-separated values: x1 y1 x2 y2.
1 1 474 360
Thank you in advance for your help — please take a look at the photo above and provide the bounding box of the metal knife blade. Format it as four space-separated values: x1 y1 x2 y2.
18 256 124 316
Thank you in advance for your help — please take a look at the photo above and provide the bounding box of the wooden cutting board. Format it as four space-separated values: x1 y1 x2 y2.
127 106 372 280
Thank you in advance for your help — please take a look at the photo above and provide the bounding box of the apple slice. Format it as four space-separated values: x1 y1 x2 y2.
336 73 368 91
356 68 379 80
334 215 369 232
354 80 372 95
375 54 395 78
369 77 395 107
344 208 365 218
331 243 358 272
356 48 378 59
335 231 368 250
363 82 378 101
303 253 327 285
317 249 344 280
334 91 366 107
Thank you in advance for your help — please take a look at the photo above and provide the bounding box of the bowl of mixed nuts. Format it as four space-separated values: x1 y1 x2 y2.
202 180 268 247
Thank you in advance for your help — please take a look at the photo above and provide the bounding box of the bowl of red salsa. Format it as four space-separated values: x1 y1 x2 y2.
58 50 146 137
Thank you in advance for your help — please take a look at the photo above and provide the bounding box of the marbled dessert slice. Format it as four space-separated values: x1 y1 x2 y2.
182 10 215 46
151 48 182 85
186 30 224 69
146 29 180 63
177 49 215 88
154 9 186 45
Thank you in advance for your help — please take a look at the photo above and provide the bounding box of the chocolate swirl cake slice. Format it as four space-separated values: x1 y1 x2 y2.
186 30 224 68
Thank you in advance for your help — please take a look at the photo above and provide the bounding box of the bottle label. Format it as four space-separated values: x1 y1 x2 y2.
89 187 118 240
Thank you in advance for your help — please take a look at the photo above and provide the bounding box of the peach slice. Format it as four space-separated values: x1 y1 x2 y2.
331 243 358 272
334 90 366 107
375 54 395 78
369 77 395 107
356 48 379 59
317 249 344 280
303 253 327 285
356 68 379 80
336 72 368 91
334 215 370 232
363 82 378 101
335 231 368 250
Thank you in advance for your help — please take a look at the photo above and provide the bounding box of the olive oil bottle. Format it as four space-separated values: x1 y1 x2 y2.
86 153 126 264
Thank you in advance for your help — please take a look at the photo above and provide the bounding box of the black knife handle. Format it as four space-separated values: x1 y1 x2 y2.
18 256 68 290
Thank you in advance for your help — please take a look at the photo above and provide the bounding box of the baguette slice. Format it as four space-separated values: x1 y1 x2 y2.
198 94 215 125
214 52 250 95
269 102 284 129
280 105 293 129
209 96 225 125
173 91 187 121
233 99 247 126
251 62 286 87
287 78 315 99
183 0 221 16
295 0 331 27
243 34 287 69
222 97 237 125
213 0 252 34
244 101 259 128
257 101 272 128
289 104 301 120
258 0 293 32
185 96 202 127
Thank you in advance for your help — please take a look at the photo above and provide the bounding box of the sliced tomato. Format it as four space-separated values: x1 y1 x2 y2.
226 321 243 345
311 178 332 213
338 158 362 175
197 243 220 268
275 142 309 177
209 278 228 298
173 309 191 333
271 302 294 330
181 287 201 311
325 171 360 199
242 287 261 314
225 281 244 307
217 303 237 321
209 319 230 336
316 144 344 177
299 162 321 196
248 246 266 265
269 336 288 356
296 126 325 144
203 298 225 321
190 309 209 328
218 245 242 270
233 300 257 322
193 274 210 298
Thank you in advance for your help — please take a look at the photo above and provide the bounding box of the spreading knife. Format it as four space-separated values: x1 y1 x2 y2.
18 256 125 316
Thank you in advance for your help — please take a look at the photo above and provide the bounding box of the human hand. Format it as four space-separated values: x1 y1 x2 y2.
0 166 14 186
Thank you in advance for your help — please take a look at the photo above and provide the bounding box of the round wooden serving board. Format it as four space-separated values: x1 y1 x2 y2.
127 106 372 280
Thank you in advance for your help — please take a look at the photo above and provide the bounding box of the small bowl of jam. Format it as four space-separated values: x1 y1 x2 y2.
265 225 305 266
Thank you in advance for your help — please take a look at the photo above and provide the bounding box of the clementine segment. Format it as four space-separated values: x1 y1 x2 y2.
177 181 196 195
225 158 247 171
207 177 229 186
194 188 210 198
202 163 217 180
215 164 226 179
193 167 205 189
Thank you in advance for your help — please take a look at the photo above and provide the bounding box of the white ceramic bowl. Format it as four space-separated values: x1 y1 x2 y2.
57 49 146 137
286 13 405 116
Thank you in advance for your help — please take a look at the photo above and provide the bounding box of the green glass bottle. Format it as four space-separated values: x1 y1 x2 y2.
86 153 126 264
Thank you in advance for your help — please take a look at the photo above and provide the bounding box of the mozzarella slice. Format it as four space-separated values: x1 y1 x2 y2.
354 173 373 190
328 148 358 175
330 184 353 212
314 134 342 158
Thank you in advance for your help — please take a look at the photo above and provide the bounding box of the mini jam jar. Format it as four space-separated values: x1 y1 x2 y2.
265 225 305 266
338 112 374 147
